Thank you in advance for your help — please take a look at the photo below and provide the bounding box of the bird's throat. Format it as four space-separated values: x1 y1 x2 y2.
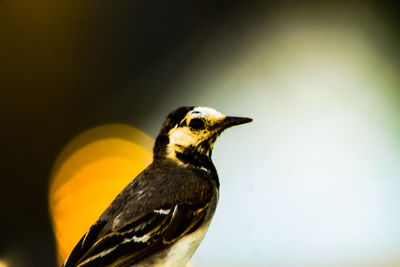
174 144 213 170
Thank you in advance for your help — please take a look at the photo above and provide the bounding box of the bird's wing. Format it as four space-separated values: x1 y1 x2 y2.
62 201 209 267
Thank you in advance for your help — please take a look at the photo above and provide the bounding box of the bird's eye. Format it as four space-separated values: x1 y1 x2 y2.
189 118 205 130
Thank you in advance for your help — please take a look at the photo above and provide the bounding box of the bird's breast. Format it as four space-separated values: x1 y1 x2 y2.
154 222 211 267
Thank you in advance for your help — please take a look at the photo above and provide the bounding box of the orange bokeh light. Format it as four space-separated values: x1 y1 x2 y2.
49 125 153 264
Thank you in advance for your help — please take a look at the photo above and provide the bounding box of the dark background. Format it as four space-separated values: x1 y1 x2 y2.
1 1 399 266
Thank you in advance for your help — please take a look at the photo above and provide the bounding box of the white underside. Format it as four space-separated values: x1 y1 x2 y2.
154 223 210 267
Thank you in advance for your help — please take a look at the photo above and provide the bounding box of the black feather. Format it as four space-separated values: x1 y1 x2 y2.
153 106 194 158
63 158 219 267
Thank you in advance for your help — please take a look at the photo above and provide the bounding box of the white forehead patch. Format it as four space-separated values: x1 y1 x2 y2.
188 107 225 122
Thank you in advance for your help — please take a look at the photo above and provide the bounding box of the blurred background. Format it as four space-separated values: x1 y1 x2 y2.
1 0 400 266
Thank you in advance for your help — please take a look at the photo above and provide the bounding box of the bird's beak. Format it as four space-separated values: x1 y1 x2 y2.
216 116 253 131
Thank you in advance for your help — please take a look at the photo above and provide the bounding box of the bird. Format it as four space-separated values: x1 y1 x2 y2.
62 106 252 267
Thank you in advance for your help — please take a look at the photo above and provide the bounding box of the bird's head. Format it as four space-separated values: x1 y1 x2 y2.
153 106 252 166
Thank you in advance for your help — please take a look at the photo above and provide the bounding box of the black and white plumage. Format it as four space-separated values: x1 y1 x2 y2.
62 106 252 267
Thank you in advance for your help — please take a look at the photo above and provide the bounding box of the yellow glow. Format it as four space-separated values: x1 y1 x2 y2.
0 260 7 267
49 124 153 264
